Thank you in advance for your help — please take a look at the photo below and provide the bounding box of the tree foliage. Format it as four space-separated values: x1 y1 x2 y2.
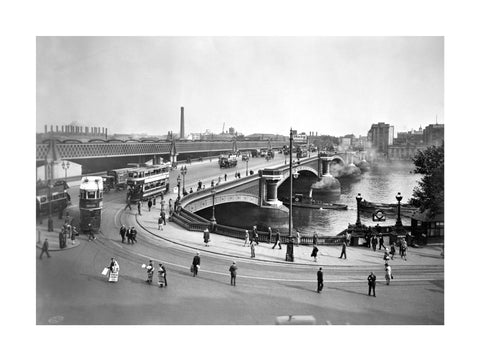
410 142 444 214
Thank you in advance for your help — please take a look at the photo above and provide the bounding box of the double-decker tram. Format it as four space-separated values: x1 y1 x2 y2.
79 176 103 232
126 163 171 203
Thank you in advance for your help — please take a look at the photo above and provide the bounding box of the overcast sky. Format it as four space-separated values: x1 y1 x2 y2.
36 37 443 137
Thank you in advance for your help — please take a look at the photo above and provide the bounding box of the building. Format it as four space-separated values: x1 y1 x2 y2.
367 122 394 157
410 208 444 244
424 123 444 146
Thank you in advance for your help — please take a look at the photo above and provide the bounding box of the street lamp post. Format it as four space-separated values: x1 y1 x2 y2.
47 180 54 231
176 174 181 202
355 193 362 227
61 160 70 183
395 192 403 227
245 157 249 176
210 186 216 224
286 128 294 262
180 165 188 195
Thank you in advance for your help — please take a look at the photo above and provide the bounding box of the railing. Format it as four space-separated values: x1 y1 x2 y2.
171 208 347 245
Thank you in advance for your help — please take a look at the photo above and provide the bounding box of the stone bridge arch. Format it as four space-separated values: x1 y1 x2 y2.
183 192 260 213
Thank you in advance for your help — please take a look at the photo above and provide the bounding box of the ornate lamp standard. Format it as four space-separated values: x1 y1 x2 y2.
355 193 362 227
61 160 70 183
210 185 217 224
176 174 181 202
286 128 295 262
180 165 188 195
395 192 403 227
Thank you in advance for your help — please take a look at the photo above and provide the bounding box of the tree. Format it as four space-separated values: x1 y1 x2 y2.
410 142 444 215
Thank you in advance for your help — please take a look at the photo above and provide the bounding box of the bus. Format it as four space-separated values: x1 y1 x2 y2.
126 163 171 203
79 176 103 232
36 181 70 217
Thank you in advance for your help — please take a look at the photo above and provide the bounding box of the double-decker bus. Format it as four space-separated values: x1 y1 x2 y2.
126 163 171 203
36 181 70 217
79 176 103 232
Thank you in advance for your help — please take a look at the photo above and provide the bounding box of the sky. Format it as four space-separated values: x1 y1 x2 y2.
36 37 443 137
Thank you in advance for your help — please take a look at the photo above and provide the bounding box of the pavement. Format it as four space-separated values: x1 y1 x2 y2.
131 194 445 268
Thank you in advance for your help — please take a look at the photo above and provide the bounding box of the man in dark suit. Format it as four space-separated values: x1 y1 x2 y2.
317 267 323 293
192 252 201 277
339 241 347 259
368 272 376 297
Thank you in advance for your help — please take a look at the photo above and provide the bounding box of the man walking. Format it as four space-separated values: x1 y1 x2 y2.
243 230 250 247
158 263 167 287
119 225 126 243
147 198 153 212
368 272 376 297
252 226 259 245
272 230 282 249
311 245 319 262
250 241 256 258
137 200 142 216
339 240 347 259
126 227 132 244
146 260 154 284
131 227 137 243
378 234 386 250
192 252 201 277
39 238 51 259
203 228 210 247
124 196 132 211
317 267 323 293
229 261 237 286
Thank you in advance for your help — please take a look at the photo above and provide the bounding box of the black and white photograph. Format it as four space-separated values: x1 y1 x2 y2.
35 35 444 326
3 1 479 360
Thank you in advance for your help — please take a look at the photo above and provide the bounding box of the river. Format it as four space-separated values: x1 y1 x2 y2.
198 161 421 236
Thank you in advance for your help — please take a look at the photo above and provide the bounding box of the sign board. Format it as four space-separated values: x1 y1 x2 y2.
372 209 386 222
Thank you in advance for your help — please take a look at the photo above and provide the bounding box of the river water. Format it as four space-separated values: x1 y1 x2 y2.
198 161 421 236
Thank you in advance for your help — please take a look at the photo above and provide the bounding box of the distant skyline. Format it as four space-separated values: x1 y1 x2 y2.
37 37 443 137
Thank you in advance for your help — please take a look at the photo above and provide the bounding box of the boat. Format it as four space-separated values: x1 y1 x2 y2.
281 195 348 210
359 199 418 216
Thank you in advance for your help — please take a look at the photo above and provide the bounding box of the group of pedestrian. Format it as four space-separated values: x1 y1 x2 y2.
145 260 167 287
234 171 242 179
119 224 137 244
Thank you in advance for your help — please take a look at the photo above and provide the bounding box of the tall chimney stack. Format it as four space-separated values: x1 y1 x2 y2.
180 106 185 139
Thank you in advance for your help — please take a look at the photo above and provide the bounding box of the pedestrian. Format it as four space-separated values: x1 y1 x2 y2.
243 229 250 247
345 231 352 246
158 263 167 287
148 198 153 212
158 216 163 230
198 180 202 191
390 243 396 260
379 234 386 250
313 231 318 246
224 173 227 181
120 225 126 243
229 261 237 286
385 263 392 285
272 230 282 249
146 260 154 284
39 238 51 259
161 210 166 225
252 226 259 245
368 272 376 297
124 196 132 211
311 245 319 262
189 188 193 194
107 258 120 283
192 252 201 277
250 241 256 258
317 267 324 293
211 180 214 188
126 227 132 244
131 227 137 243
339 240 347 259
203 228 210 247
296 230 301 246
87 223 95 241
372 235 378 251
71 226 78 244
267 226 272 244
401 241 408 261
137 200 142 216
59 231 65 249
383 251 390 261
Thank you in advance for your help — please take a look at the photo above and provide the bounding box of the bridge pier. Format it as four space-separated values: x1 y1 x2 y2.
259 169 284 207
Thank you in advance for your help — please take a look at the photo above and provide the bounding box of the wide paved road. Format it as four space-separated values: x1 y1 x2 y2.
37 172 444 324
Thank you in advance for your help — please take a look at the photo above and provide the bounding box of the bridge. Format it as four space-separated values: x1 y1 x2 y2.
178 151 365 214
